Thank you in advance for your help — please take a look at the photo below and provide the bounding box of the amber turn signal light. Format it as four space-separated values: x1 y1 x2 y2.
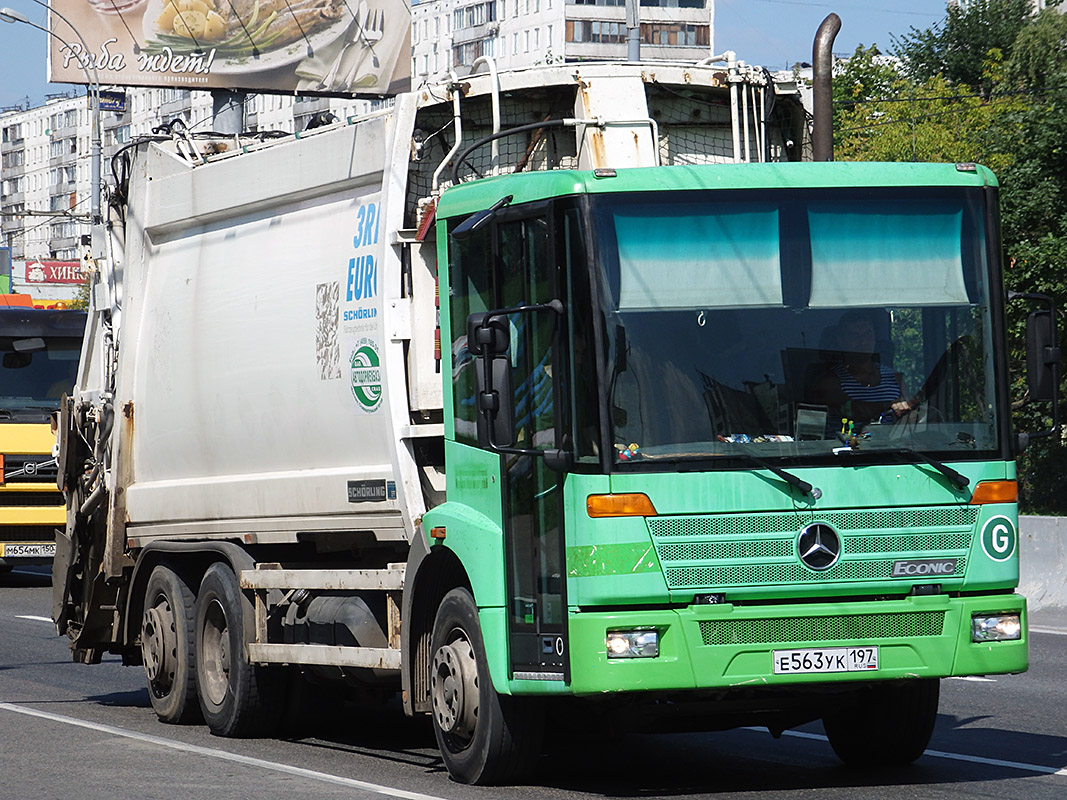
969 480 1018 505
586 493 657 518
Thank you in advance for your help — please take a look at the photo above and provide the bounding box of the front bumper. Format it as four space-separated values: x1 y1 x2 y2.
559 593 1027 695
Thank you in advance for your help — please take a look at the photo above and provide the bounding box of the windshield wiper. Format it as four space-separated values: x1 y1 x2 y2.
835 445 969 491
726 449 820 499
887 448 969 491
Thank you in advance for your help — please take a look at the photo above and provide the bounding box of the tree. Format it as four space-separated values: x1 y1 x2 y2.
1006 6 1067 90
831 45 902 150
834 62 1022 170
836 4 1067 512
891 0 1034 94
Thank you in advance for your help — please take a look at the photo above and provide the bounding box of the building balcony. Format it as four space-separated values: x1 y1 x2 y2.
453 23 494 44
48 234 78 252
159 97 193 119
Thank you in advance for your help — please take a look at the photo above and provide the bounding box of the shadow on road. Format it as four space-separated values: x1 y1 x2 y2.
936 711 1067 766
24 662 1061 796
264 703 1067 794
0 568 52 589
279 690 443 773
90 689 152 710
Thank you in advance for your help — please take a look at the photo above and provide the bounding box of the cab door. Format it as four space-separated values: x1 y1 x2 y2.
495 213 568 681
447 204 569 681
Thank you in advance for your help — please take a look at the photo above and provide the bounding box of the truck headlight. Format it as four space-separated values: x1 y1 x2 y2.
606 629 659 658
971 613 1022 642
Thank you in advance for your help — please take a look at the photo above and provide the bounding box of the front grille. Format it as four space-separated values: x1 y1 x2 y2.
658 539 793 561
649 506 977 591
2 455 59 485
698 611 946 646
667 557 967 588
0 525 60 542
0 491 64 507
648 507 978 538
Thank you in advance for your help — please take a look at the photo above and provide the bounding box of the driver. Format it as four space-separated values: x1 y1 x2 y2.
813 310 917 427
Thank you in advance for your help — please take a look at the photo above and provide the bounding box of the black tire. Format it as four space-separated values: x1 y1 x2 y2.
194 562 284 737
823 679 940 767
141 565 201 724
429 587 544 785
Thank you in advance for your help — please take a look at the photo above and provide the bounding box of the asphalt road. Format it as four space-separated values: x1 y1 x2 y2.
2 565 1066 800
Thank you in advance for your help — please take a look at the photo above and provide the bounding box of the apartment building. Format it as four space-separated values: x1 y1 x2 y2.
2 0 712 262
0 88 387 264
411 0 715 81
1 95 94 263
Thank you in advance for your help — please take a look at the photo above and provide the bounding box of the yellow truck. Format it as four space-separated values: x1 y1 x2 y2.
0 307 86 572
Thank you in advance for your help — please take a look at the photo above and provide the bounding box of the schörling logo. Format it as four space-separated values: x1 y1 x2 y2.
350 339 383 412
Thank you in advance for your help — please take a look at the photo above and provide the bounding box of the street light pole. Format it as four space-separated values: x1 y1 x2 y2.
0 5 102 226
625 0 640 62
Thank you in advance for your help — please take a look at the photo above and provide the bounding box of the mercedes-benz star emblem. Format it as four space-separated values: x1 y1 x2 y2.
797 523 841 570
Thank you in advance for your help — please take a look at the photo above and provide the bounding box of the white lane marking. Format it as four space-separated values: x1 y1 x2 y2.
744 727 1067 776
947 676 996 682
0 703 447 800
1030 626 1067 636
15 615 53 623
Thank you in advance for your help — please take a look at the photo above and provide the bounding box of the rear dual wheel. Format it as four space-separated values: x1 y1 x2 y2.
141 565 200 724
430 588 544 784
195 562 284 737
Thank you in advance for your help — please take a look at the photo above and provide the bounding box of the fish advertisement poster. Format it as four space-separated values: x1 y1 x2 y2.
47 0 410 95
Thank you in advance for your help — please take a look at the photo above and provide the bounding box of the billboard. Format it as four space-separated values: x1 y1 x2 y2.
48 0 410 96
22 260 85 285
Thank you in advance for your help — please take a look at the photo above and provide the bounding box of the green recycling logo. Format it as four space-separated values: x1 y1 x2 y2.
350 339 383 412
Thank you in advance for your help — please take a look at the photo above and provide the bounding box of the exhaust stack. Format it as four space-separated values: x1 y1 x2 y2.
812 13 841 162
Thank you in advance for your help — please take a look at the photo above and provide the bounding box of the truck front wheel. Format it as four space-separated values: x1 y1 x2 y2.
429 588 543 784
822 678 940 767
194 562 283 737
142 565 201 723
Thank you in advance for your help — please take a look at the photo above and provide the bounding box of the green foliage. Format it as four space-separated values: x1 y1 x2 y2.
69 274 91 311
837 2 1067 513
1006 7 1067 90
891 0 1034 93
831 45 901 150
835 66 1022 171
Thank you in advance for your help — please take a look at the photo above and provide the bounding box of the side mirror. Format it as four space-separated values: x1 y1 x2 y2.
1009 290 1061 450
465 300 569 466
466 312 509 357
1026 309 1059 403
451 195 514 242
475 350 515 448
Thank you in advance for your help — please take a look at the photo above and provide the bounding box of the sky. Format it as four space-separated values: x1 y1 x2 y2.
0 0 950 111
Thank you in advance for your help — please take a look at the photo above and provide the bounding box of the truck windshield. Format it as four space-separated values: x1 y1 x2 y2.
0 311 86 421
586 186 1001 466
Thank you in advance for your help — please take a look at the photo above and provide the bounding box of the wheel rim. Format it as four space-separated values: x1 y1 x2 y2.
141 596 176 692
430 633 479 746
200 598 231 706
